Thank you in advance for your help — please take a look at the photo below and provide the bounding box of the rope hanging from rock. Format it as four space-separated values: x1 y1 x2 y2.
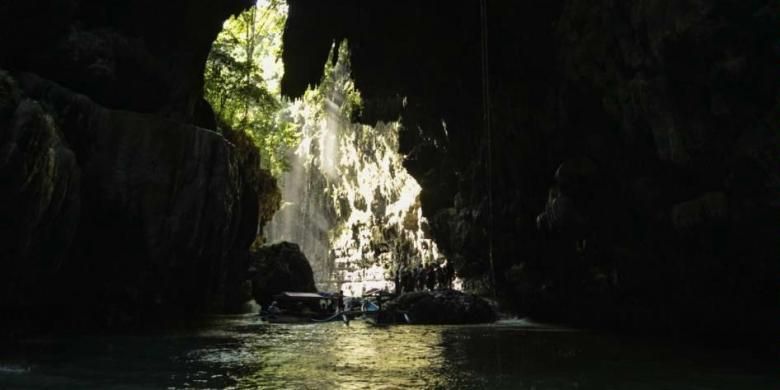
480 0 497 299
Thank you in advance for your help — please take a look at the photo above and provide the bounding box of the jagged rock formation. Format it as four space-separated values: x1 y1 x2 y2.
265 46 442 295
281 0 779 338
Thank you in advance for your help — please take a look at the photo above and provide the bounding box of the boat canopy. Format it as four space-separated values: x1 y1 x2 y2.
275 292 328 300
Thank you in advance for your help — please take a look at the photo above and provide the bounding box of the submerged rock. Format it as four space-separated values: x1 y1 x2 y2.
386 290 496 325
250 242 317 306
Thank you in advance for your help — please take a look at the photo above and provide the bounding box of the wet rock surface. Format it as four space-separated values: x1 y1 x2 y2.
386 290 496 325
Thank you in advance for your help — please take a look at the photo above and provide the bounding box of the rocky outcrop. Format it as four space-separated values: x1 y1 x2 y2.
386 290 496 325
0 0 273 330
250 242 317 306
281 0 779 339
0 70 271 327
0 72 81 300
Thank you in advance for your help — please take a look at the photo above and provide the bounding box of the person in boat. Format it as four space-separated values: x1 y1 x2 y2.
414 266 424 291
401 266 413 294
444 260 455 289
437 260 448 289
395 264 404 295
267 301 282 315
295 301 314 315
426 263 437 291
336 291 344 313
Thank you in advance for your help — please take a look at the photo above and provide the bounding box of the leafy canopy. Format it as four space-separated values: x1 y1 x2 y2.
204 0 297 177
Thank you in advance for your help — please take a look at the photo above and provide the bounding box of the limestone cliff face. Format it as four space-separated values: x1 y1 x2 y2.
266 48 442 295
281 0 779 337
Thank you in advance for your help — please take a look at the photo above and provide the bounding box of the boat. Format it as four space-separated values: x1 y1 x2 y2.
259 290 412 325
359 290 412 325
361 309 411 325
260 292 348 324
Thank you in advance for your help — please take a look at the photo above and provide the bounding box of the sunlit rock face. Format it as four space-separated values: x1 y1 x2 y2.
281 0 779 337
266 46 442 296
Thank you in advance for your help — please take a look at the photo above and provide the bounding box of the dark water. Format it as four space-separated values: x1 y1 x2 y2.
0 316 776 389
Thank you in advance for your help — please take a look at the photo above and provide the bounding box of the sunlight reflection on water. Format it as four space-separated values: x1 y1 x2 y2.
1 316 777 389
177 317 778 390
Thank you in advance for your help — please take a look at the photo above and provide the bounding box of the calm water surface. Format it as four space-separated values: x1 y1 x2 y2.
0 316 776 389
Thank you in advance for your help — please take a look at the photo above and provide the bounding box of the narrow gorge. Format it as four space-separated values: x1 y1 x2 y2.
0 0 777 363
1 1 778 388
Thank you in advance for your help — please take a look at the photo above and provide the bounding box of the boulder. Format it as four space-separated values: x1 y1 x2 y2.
250 242 317 306
386 289 496 325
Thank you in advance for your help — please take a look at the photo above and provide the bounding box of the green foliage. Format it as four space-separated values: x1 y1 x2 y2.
204 1 296 177
302 41 363 120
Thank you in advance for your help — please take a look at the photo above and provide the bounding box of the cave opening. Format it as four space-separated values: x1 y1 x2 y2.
0 0 777 387
205 1 448 297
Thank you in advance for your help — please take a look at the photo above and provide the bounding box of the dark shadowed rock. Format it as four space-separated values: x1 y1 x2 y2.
0 71 272 328
250 242 317 306
386 290 496 325
281 0 780 340
0 71 81 297
0 0 255 124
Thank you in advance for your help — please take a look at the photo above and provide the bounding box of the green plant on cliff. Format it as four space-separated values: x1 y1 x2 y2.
300 41 363 121
204 0 297 177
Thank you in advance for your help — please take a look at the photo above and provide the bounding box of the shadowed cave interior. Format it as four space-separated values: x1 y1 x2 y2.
0 0 778 388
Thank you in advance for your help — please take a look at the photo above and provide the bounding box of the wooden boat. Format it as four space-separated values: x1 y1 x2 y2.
260 292 347 324
359 290 412 325
258 291 412 325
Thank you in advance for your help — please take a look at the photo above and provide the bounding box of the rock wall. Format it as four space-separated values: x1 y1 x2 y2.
0 0 253 124
280 0 779 338
0 71 270 327
1 0 776 339
0 0 272 329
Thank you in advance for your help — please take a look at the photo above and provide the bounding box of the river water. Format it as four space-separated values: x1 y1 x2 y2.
0 316 776 389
